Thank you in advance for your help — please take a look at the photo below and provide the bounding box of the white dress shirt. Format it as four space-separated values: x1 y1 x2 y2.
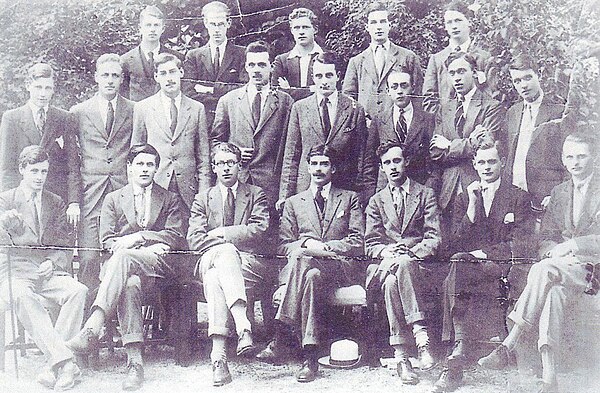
512 92 544 191
132 183 153 228
247 84 271 113
310 182 331 202
481 178 501 217
460 86 477 114
288 43 323 87
209 40 227 65
159 91 182 127
97 94 118 130
572 174 593 226
218 181 239 211
316 90 338 129
393 102 414 133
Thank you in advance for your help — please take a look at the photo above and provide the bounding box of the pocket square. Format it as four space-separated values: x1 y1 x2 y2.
55 135 64 149
503 213 514 224
229 68 238 74
336 209 345 219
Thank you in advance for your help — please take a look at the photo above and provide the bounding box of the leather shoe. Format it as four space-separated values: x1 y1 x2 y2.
431 367 463 393
478 344 510 370
447 340 467 368
397 359 419 385
418 345 436 370
54 361 81 391
256 339 285 363
236 329 255 357
212 360 232 387
122 363 144 391
36 367 57 389
65 328 99 354
537 380 559 393
296 360 318 383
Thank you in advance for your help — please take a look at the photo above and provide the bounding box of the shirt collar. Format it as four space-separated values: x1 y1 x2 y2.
160 91 182 106
28 101 49 114
461 86 476 103
218 181 239 197
288 43 323 58
449 37 472 53
247 83 271 97
18 184 41 202
132 183 153 196
97 93 118 109
317 90 338 107
389 177 410 195
310 182 331 199
573 173 593 191
481 177 501 193
209 39 228 53
370 40 391 53
524 90 544 108
395 101 413 116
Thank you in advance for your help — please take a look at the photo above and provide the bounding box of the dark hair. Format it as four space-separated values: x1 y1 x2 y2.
564 130 599 157
211 142 242 162
366 1 389 17
153 53 182 73
313 51 342 73
376 141 405 161
306 144 339 167
474 138 507 159
386 65 413 87
27 63 54 84
444 51 478 71
245 41 272 62
288 7 318 29
509 54 540 75
18 145 49 170
127 144 161 166
444 0 474 19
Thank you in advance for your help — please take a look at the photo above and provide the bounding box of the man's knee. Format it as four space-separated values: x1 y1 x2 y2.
305 267 321 284
529 258 561 282
383 273 396 291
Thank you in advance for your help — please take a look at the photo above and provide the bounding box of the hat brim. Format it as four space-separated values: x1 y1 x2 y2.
318 355 361 369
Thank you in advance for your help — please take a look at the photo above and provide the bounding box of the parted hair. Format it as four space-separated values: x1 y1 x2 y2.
306 144 339 167
474 138 507 159
96 53 122 70
509 54 540 75
288 7 318 28
127 144 161 166
139 5 165 23
564 130 599 157
444 51 478 71
202 1 231 18
386 65 413 86
376 141 405 161
211 142 242 162
27 63 54 84
444 0 474 19
245 41 272 62
153 53 182 72
314 51 342 72
18 145 49 170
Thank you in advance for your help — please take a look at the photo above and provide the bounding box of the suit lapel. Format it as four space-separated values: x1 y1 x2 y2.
255 91 278 135
236 87 255 131
149 95 169 135
322 188 342 236
308 96 326 144
217 43 235 80
401 186 420 233
109 95 129 143
381 187 402 233
120 185 138 228
20 105 42 145
563 181 575 230
362 50 379 85
207 187 224 227
328 95 352 143
576 175 600 231
145 184 165 229
234 183 251 224
464 90 483 136
529 99 555 145
379 44 399 87
299 191 322 234
199 45 216 80
39 190 53 240
404 104 422 146
15 189 39 237
137 46 154 79
85 96 109 139
173 96 193 141
285 55 301 86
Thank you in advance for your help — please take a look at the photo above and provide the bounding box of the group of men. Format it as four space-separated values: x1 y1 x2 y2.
0 1 597 393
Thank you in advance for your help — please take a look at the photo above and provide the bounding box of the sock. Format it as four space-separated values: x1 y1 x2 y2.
303 344 317 362
502 324 524 352
393 345 408 361
84 307 106 336
412 323 430 349
211 335 227 363
125 343 143 366
540 345 556 385
230 300 251 336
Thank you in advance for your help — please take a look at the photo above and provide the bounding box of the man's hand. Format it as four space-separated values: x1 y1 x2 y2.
377 257 399 274
465 181 482 222
468 125 489 146
430 134 451 151
278 77 291 89
469 249 487 259
240 147 254 164
541 195 552 209
66 203 80 228
0 209 23 231
110 233 145 253
304 239 328 252
207 227 226 238
547 240 576 259
275 199 286 214
272 284 287 307
194 84 214 94
37 260 54 279
146 243 171 257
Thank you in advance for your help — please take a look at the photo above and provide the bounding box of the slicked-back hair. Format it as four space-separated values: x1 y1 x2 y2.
444 51 478 71
26 63 54 84
211 142 242 163
202 1 231 18
376 141 405 161
444 0 474 19
474 138 507 160
386 65 413 87
245 41 272 62
127 144 161 167
18 145 49 170
96 53 122 71
314 51 342 73
564 130 599 158
306 144 339 168
509 54 540 75
288 7 318 29
366 1 389 16
153 53 182 73
139 5 165 23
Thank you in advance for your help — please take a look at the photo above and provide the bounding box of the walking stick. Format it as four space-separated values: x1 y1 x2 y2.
6 246 20 379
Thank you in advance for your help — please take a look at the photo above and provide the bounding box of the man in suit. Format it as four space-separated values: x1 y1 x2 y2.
422 0 490 114
187 142 270 386
479 131 600 393
367 66 435 196
183 1 246 126
67 144 186 391
342 1 423 120
279 51 372 206
0 63 80 227
505 55 566 210
120 5 183 102
429 51 505 254
271 8 324 101
273 145 364 382
0 146 87 390
435 140 535 393
71 53 135 290
212 41 294 234
365 142 440 385
132 53 211 210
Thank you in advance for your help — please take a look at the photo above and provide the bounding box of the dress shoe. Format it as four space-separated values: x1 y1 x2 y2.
397 359 419 385
418 345 436 370
236 329 255 357
212 360 232 387
65 328 99 354
431 367 463 393
537 380 559 393
256 339 285 363
36 367 57 389
54 361 81 391
296 359 318 383
478 344 510 370
122 363 144 391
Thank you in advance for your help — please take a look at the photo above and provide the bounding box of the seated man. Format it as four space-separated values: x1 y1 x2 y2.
268 145 364 382
67 144 186 391
0 145 87 391
435 140 535 393
187 142 270 387
479 131 600 393
365 142 440 385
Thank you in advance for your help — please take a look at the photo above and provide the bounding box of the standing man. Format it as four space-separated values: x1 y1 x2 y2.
271 8 324 101
0 146 87 391
342 1 423 120
479 131 600 393
279 51 372 205
183 1 247 127
274 145 364 383
0 63 80 227
132 53 211 210
71 53 135 290
505 55 566 210
422 0 490 114
121 5 183 102
187 142 270 386
365 142 440 385
67 144 187 391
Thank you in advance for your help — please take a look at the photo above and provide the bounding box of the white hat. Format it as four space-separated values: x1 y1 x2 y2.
318 339 361 369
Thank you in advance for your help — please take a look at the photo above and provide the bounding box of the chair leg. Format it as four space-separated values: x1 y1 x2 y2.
0 311 5 372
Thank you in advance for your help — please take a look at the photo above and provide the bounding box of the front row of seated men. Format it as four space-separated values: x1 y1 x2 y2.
0 130 598 392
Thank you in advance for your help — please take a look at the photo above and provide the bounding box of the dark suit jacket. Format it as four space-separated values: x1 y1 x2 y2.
366 100 435 194
450 179 535 260
71 94 134 216
0 187 72 280
182 42 247 113
279 93 373 202
430 88 506 210
365 181 441 260
187 182 269 257
505 97 566 206
271 50 319 101
212 86 294 207
120 45 183 102
539 174 600 262
0 104 80 204
342 43 423 118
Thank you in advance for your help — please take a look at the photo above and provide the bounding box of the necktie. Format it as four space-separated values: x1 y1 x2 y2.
321 97 331 139
31 191 41 237
315 185 325 216
393 187 405 224
251 92 262 128
454 46 461 53
374 45 385 78
148 51 155 73
481 185 491 216
135 189 146 228
37 107 46 134
106 101 115 136
396 108 407 144
573 182 585 226
454 97 466 137
223 187 235 226
170 98 178 133
214 46 221 75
